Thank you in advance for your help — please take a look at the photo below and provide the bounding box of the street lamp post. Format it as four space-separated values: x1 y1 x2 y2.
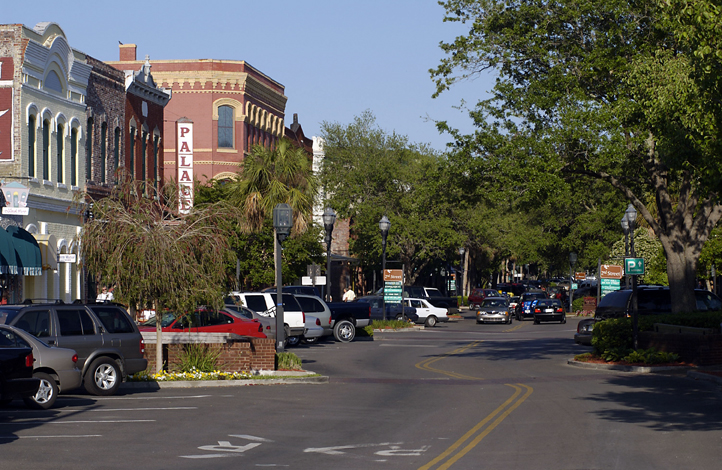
322 208 336 303
379 215 391 321
569 252 577 314
625 203 639 349
458 247 466 300
273 203 293 353
621 216 630 289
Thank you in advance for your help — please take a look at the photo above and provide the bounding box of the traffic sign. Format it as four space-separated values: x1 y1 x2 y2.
600 278 620 296
383 269 403 282
625 258 645 275
574 272 586 281
384 280 403 303
600 264 623 280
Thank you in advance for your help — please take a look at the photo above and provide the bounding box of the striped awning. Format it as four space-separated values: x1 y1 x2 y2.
5 226 42 276
0 227 18 275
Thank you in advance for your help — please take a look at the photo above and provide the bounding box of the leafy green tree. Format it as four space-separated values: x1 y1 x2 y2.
81 177 241 372
431 0 722 312
607 228 668 285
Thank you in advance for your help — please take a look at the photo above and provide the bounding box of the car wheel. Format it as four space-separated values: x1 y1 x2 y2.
286 335 301 347
425 316 437 327
469 303 475 310
302 336 318 344
24 372 57 410
334 320 355 342
84 357 121 396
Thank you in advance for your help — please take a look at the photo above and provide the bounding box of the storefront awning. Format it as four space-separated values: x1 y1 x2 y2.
0 227 19 275
6 226 42 276
34 233 58 271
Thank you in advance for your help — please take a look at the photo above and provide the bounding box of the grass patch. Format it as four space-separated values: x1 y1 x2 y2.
358 325 374 337
371 319 415 330
276 352 303 370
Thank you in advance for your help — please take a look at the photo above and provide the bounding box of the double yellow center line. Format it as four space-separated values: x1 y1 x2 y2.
415 341 533 469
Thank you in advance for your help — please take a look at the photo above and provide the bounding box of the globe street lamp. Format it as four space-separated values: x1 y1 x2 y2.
379 215 391 321
458 247 466 299
273 203 293 353
322 208 336 303
569 252 577 313
625 203 639 349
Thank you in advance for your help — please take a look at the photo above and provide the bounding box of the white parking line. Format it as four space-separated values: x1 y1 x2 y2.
0 434 103 439
378 344 438 348
90 407 197 412
0 419 155 425
89 394 211 401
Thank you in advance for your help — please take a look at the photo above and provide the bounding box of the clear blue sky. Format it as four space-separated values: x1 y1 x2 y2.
5 0 494 151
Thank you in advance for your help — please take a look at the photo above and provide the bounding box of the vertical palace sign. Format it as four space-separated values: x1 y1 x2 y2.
177 118 193 214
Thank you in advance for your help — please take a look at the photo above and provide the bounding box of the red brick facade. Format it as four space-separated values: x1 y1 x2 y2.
144 337 276 373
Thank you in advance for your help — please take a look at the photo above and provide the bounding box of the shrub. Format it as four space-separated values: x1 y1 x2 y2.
276 352 302 370
359 325 374 336
622 348 680 364
177 343 222 373
371 319 414 330
574 352 594 362
572 298 584 312
592 317 633 355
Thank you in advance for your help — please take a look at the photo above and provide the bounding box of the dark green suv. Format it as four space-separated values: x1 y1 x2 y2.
0 302 147 396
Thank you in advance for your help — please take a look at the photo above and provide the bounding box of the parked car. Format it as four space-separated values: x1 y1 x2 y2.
294 294 370 343
402 298 448 327
476 297 513 324
5 325 81 409
356 296 419 322
222 304 276 340
0 302 147 396
468 288 501 310
302 316 324 344
532 299 566 324
376 286 458 314
139 307 266 339
574 287 722 345
0 325 39 406
515 292 549 321
226 292 305 345
262 285 322 297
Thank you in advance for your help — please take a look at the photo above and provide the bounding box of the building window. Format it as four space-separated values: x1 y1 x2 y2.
44 70 63 93
56 124 64 183
86 118 93 181
28 115 36 177
42 119 50 180
100 122 107 184
129 127 135 178
153 135 159 190
218 105 233 148
114 127 120 179
141 131 147 193
71 128 78 186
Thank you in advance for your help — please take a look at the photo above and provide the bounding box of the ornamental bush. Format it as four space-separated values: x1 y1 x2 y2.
592 318 633 355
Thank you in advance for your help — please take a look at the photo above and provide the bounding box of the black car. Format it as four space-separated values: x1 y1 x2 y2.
574 287 722 345
532 299 566 324
356 296 419 323
0 326 40 405
515 292 549 321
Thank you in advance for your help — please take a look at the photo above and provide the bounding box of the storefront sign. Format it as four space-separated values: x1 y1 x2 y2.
58 254 76 263
2 182 30 215
0 57 13 161
177 120 193 214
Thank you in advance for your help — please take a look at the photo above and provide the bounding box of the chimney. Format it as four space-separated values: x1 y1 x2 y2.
119 44 137 61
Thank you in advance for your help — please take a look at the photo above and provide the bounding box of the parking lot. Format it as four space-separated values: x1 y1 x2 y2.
2 313 722 469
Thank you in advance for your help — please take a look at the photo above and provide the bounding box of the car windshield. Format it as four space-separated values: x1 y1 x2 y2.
140 312 176 328
481 299 507 307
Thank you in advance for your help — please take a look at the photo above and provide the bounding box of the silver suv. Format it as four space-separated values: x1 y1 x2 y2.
0 302 147 396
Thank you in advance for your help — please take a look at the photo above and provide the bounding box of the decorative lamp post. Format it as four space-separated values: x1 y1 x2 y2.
569 252 577 314
322 208 336 303
379 215 391 321
621 215 630 289
625 203 639 349
273 203 293 353
458 247 466 299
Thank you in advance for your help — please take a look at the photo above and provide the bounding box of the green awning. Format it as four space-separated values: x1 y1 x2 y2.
6 226 42 276
0 227 18 275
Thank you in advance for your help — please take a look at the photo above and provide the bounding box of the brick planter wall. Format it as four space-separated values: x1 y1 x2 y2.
639 332 722 366
143 337 275 373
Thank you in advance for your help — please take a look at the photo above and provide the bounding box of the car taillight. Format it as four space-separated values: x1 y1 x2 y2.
25 353 34 368
534 308 541 313
315 318 321 326
328 316 332 325
266 325 271 330
140 339 145 355
302 312 306 323
72 354 78 363
556 308 563 313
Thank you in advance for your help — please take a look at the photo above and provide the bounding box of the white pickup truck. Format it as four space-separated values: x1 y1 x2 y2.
226 292 306 345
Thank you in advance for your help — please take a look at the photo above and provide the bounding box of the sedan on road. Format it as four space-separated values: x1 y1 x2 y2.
476 297 513 324
402 298 448 327
516 292 548 321
532 299 566 324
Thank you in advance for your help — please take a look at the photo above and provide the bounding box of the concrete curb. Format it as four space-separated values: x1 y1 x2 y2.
687 370 722 385
566 359 694 373
373 325 425 333
120 370 329 389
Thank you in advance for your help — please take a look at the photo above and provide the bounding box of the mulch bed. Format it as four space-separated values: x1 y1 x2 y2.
575 355 694 368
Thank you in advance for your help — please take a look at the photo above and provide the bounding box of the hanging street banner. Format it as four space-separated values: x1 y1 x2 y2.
600 264 624 280
601 278 621 295
177 119 194 214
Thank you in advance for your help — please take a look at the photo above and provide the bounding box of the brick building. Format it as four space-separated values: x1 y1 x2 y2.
108 45 287 184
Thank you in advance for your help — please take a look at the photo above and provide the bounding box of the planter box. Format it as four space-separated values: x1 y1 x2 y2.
639 331 722 366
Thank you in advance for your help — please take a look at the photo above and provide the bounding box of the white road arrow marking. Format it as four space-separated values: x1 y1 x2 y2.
375 445 430 456
198 441 261 453
304 442 402 455
228 434 273 442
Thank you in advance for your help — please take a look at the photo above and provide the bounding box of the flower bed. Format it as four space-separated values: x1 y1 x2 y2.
128 368 253 382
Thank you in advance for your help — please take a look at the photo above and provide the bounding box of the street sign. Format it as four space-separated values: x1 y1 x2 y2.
572 283 578 290
574 272 586 281
600 278 620 296
625 258 645 275
384 280 403 303
383 269 403 282
600 264 623 280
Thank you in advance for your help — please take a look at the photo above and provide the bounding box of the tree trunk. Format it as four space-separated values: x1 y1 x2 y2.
154 300 163 374
662 243 699 313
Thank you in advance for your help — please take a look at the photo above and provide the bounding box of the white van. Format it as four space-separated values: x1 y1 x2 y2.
226 292 306 345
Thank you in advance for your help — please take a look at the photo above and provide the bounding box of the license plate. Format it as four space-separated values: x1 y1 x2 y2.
544 309 553 313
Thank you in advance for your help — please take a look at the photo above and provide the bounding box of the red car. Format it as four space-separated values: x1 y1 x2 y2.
468 288 501 310
139 308 266 338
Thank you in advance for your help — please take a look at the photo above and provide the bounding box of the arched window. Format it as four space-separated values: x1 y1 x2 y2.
28 115 36 178
218 105 234 148
70 128 78 186
86 118 93 181
56 123 64 183
44 70 63 93
42 119 50 180
114 127 120 179
100 122 107 184
129 127 136 178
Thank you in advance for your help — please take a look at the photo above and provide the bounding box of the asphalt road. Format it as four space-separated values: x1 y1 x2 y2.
1 312 721 469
